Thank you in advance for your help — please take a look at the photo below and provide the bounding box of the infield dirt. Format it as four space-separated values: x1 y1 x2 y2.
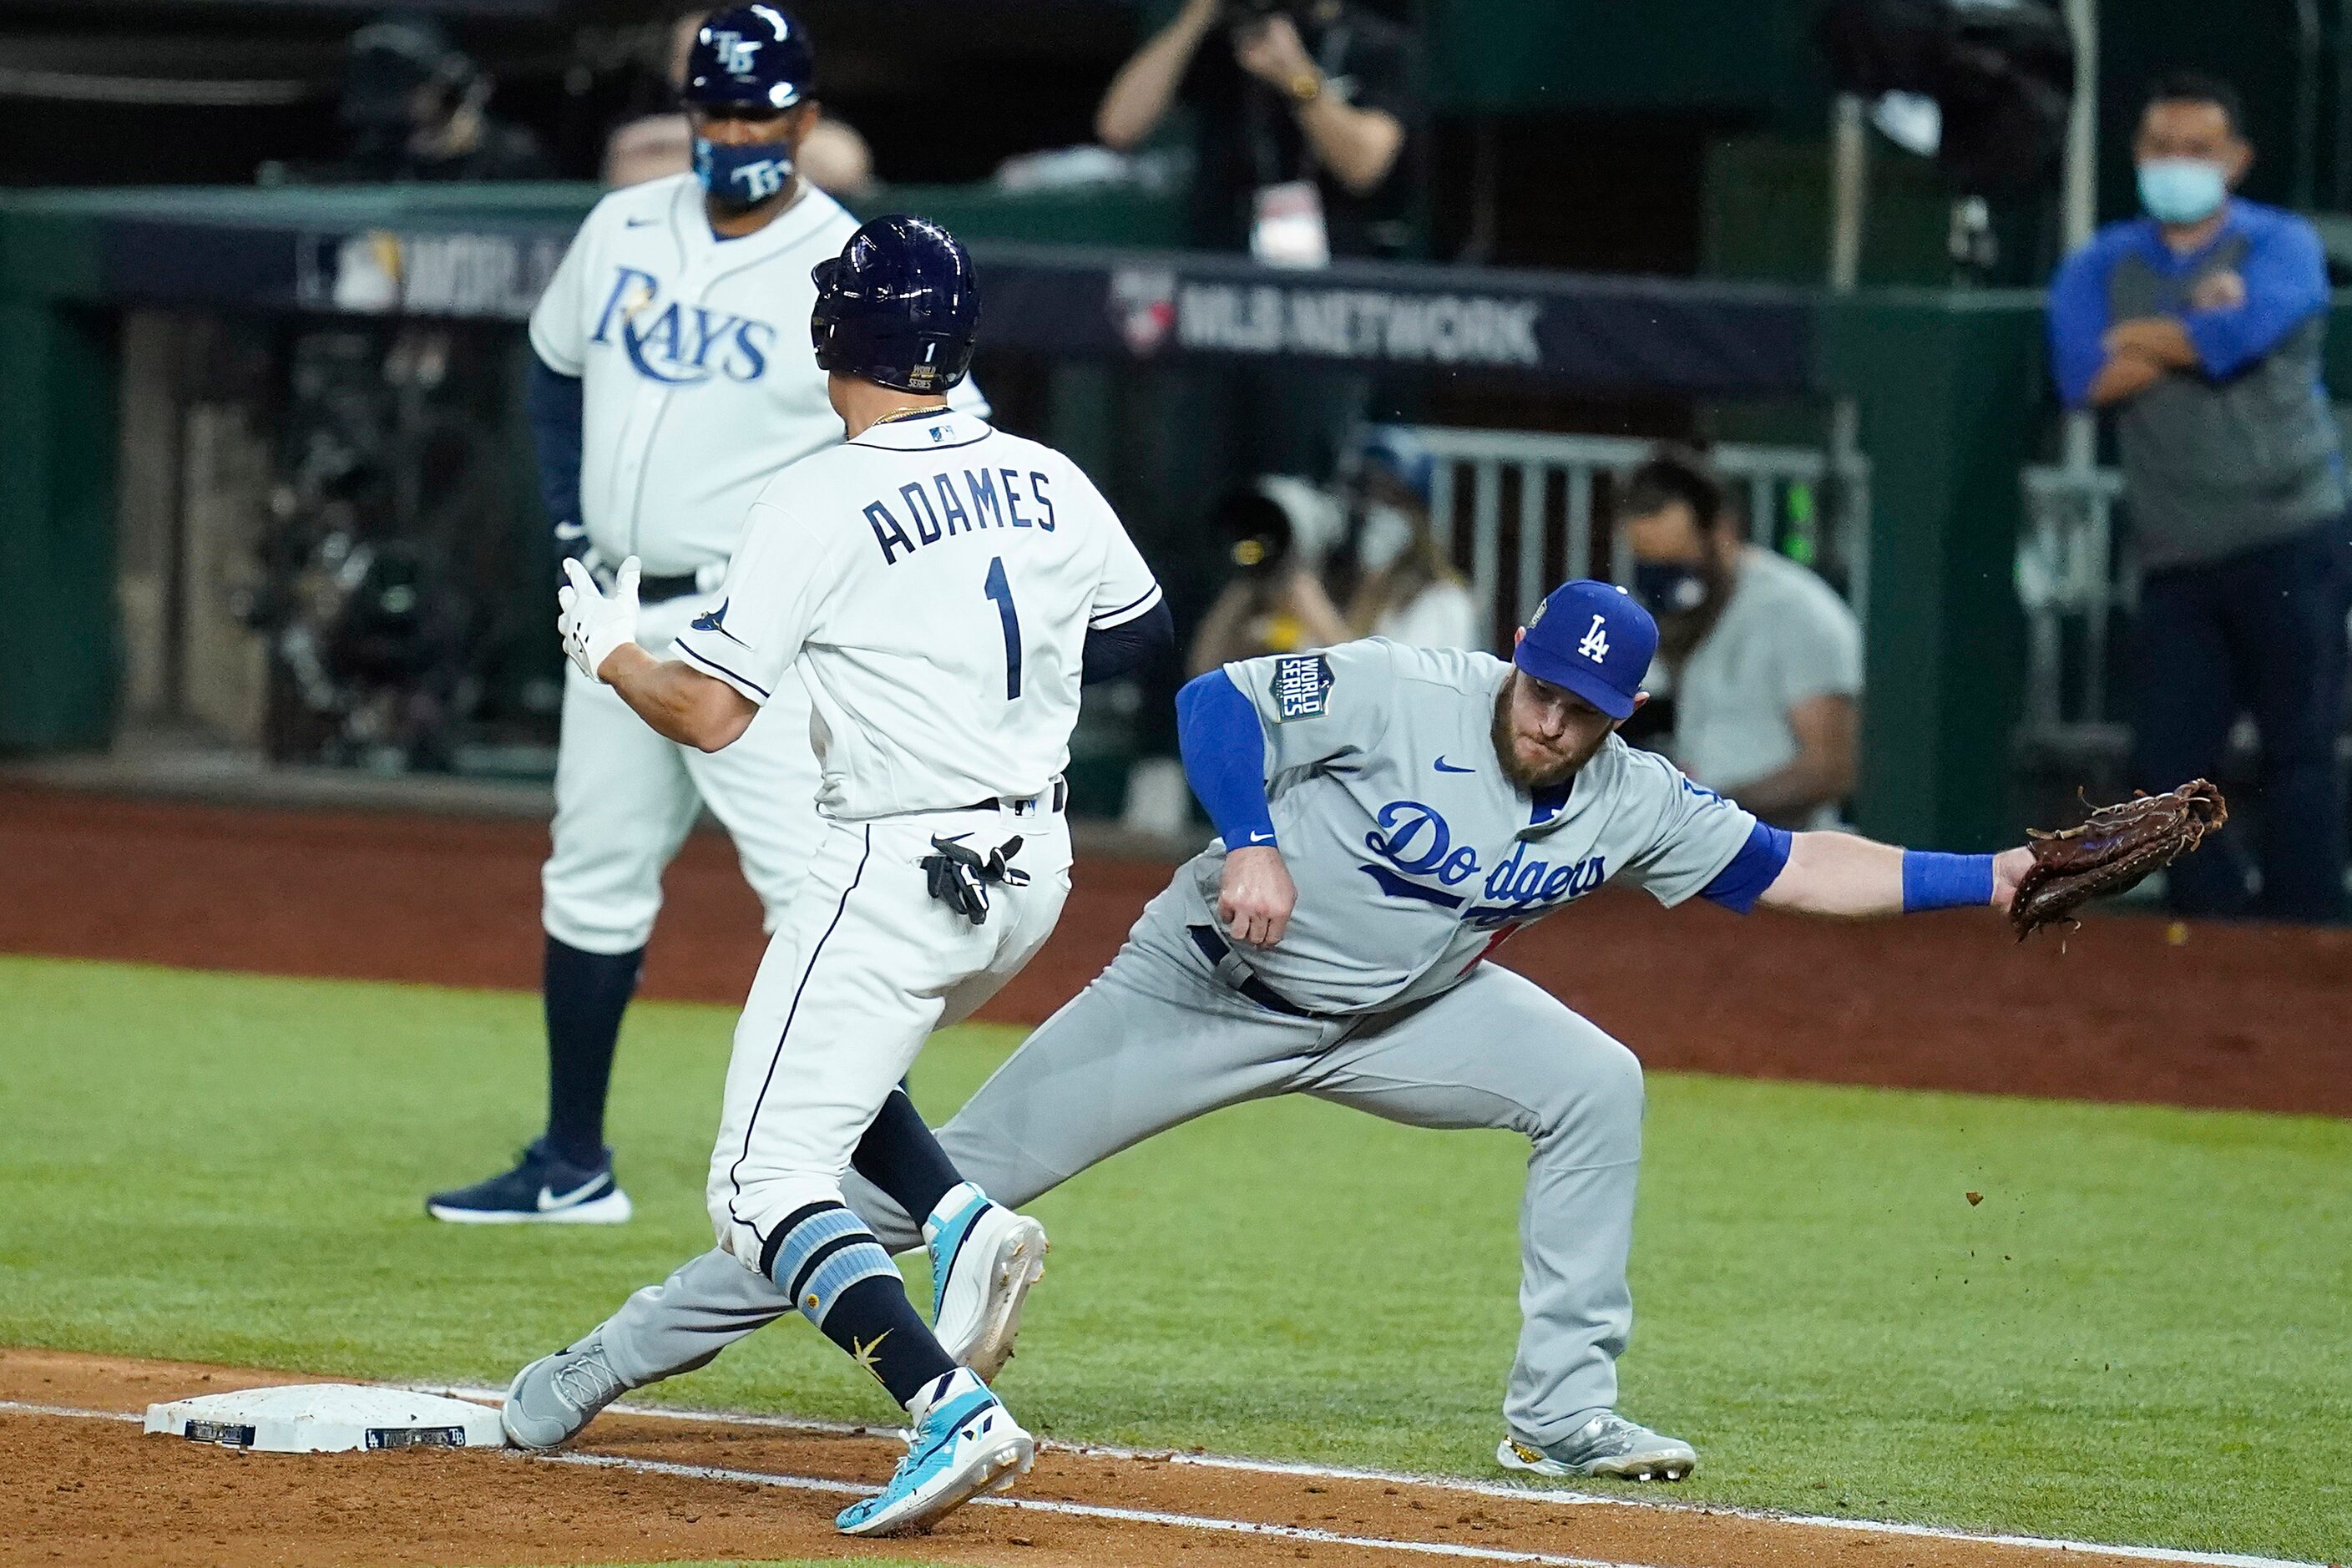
0 1349 2263 1568
3 784 2346 1117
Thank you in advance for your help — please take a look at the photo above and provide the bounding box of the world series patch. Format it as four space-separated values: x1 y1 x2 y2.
1270 654 1333 721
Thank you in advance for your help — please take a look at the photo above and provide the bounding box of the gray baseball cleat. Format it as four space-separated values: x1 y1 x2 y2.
500 1331 630 1450
1496 1414 1697 1482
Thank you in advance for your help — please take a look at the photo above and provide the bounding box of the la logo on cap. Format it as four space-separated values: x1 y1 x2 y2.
1576 613 1610 662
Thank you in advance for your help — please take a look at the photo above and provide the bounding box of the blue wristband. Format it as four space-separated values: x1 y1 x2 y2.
1901 851 1995 913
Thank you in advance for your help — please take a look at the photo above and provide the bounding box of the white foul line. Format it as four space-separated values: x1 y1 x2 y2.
0 1400 141 1424
0 1398 1646 1568
9 1392 2329 1568
539 1448 1656 1568
417 1381 2331 1568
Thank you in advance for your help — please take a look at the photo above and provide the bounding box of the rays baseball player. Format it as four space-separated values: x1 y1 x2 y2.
495 215 1173 1537
490 579 2032 1484
429 4 984 1225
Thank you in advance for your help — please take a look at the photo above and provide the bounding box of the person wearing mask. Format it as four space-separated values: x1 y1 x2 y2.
2047 72 2350 921
603 8 874 195
427 5 992 1225
1619 448 1861 832
1343 424 1479 650
337 13 550 182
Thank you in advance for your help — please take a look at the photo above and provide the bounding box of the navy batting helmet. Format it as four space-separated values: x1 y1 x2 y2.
683 4 813 112
810 216 981 394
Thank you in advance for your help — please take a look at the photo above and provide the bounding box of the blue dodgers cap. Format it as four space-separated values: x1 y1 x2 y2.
1512 579 1656 721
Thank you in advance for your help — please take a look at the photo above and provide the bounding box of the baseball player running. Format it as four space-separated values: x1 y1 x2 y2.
498 216 1171 1537
562 580 2029 1483
430 5 985 1225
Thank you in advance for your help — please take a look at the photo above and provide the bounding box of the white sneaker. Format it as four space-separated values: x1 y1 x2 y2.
925 1183 1048 1382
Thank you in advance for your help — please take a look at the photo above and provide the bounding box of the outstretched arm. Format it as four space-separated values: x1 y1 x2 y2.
1754 831 2033 918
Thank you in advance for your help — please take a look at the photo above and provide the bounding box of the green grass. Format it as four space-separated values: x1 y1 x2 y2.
3 954 2347 1561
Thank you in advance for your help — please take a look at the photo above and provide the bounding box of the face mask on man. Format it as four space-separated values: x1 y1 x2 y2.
695 137 795 206
2137 159 2228 225
1355 504 1417 574
1631 561 1711 618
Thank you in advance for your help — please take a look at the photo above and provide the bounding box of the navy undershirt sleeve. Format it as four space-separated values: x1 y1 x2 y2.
1081 600 1174 685
1699 820 1793 913
525 354 584 539
1176 668 1277 847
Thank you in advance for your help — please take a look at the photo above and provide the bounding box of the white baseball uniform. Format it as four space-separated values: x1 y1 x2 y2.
527 172 987 952
664 407 1161 1266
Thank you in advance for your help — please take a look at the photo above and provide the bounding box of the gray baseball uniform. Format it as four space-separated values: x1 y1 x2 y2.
594 640 1759 1449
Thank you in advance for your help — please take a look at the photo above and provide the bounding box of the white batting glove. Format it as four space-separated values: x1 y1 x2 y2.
557 555 640 682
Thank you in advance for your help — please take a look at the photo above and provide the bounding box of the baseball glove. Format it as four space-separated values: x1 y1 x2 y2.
2010 779 2228 940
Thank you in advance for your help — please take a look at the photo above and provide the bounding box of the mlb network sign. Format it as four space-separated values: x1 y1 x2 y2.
1114 268 1542 370
301 230 567 321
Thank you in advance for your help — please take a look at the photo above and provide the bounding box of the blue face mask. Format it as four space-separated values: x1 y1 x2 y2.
1631 561 1710 618
2137 159 2228 225
694 136 795 206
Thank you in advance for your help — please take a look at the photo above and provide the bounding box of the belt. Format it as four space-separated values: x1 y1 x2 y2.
637 571 707 605
1187 924 1316 1018
585 554 718 605
955 777 1069 817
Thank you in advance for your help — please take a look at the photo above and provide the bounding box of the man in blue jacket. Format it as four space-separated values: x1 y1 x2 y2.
2048 72 2350 921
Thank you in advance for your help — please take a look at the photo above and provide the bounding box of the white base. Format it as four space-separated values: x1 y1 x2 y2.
144 1383 505 1453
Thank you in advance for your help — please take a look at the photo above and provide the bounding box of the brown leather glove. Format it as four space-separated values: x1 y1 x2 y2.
2010 780 2228 940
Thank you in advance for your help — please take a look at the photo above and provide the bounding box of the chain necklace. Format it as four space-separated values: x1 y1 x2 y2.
871 404 950 427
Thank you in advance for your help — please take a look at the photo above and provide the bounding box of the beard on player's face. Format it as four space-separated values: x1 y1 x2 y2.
1490 672 1614 792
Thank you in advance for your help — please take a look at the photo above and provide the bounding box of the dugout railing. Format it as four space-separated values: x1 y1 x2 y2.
30 182 2352 847
1408 427 1871 650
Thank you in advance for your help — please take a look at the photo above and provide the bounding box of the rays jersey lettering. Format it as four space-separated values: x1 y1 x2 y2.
1359 799 1606 927
592 266 776 386
526 175 988 574
862 462 1060 565
1202 640 1761 1016
667 413 1163 820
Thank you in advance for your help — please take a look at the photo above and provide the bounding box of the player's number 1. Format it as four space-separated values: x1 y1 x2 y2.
984 556 1022 701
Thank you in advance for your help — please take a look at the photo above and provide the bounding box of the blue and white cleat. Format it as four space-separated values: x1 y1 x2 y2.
1497 1413 1697 1482
427 1136 633 1225
926 1182 1048 1382
835 1368 1034 1537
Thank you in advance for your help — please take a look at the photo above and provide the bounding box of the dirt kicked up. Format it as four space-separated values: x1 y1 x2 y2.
0 1350 2312 1568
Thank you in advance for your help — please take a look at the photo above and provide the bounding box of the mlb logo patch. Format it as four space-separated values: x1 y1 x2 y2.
1270 655 1333 721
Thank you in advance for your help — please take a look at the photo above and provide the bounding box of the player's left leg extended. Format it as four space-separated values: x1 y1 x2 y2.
1295 963 1694 1482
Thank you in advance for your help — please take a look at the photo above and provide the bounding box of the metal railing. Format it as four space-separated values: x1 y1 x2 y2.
1402 427 1871 650
2017 463 2130 747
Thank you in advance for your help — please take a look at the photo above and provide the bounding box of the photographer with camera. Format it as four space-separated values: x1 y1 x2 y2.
1187 478 1355 676
1100 0 1424 530
1098 0 1420 266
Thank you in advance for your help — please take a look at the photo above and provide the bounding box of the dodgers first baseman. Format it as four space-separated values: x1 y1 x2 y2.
513 581 2034 1484
430 4 984 1225
498 215 1172 1538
